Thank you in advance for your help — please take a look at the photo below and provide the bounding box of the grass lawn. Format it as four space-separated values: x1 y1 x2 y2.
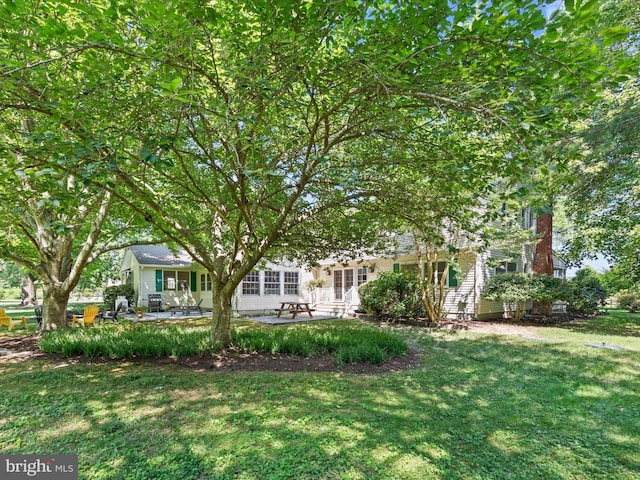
1 310 639 479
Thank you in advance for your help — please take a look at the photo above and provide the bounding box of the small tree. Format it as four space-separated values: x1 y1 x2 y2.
482 273 535 322
482 272 569 321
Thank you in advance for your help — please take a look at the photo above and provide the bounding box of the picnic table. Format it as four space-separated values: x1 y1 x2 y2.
275 302 315 319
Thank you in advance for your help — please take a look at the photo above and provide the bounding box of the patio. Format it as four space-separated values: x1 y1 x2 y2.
119 311 338 325
252 314 338 325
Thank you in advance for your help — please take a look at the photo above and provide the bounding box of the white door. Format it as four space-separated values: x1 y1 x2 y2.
334 269 354 302
344 269 354 296
334 270 343 301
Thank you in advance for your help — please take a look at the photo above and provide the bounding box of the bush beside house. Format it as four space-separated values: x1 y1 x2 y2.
359 272 423 319
482 273 570 321
103 285 135 310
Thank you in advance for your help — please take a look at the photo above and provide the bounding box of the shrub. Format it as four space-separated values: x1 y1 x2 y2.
0 287 22 300
567 268 607 314
39 322 407 364
482 273 569 321
614 289 640 312
359 271 423 318
482 273 534 321
103 285 135 310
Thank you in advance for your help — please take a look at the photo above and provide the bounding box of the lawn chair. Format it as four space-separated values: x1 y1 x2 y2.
72 305 100 327
183 299 203 315
100 302 124 324
0 308 28 331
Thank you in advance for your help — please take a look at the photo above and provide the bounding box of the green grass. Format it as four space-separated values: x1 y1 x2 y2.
1 313 639 479
38 321 407 365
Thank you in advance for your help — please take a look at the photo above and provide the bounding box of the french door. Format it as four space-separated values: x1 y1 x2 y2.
333 269 354 301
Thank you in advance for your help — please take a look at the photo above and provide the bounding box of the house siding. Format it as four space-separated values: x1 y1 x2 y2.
475 248 535 320
314 252 478 318
230 263 315 314
314 243 537 321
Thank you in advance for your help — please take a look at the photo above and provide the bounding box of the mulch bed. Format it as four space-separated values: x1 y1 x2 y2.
0 334 424 374
1 313 592 373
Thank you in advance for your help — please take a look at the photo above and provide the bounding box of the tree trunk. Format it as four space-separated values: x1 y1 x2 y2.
210 287 233 348
42 285 72 330
532 211 554 316
19 273 38 306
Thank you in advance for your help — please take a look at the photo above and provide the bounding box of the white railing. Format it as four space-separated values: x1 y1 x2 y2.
308 287 334 306
309 287 360 314
344 286 360 314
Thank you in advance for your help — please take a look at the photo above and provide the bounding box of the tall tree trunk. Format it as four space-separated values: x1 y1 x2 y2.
211 285 233 348
42 284 72 330
19 273 38 306
532 211 554 316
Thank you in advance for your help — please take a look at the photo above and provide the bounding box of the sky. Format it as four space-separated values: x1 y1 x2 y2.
566 254 611 277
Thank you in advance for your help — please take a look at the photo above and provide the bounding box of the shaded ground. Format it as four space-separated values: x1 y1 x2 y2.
0 314 597 373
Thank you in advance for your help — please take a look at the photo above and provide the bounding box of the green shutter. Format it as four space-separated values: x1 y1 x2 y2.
155 270 163 292
191 271 197 291
448 266 458 287
393 263 400 273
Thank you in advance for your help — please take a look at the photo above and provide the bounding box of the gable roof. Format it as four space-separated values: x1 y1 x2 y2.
129 245 193 268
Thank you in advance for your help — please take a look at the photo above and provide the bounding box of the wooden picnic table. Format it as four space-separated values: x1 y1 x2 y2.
275 301 315 319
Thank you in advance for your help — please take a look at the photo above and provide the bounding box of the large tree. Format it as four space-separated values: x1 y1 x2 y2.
557 0 640 275
2 0 619 342
0 0 167 328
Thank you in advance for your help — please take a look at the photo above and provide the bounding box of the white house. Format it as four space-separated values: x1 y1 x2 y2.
121 221 566 320
120 245 314 314
307 238 537 320
307 212 567 319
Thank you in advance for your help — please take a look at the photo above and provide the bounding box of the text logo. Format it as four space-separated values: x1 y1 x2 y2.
0 455 78 479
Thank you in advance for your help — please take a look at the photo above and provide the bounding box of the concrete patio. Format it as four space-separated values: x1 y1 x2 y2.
251 314 339 325
117 311 339 325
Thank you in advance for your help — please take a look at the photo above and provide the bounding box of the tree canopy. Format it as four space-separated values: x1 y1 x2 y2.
0 0 630 341
556 0 640 276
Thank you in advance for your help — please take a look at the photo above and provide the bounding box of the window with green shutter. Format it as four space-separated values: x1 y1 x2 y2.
448 266 458 287
191 272 197 291
155 270 163 292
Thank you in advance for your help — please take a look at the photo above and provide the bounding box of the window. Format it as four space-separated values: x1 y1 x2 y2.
177 271 190 291
284 272 299 295
242 271 260 295
264 271 281 295
200 273 212 291
426 261 448 285
357 268 367 286
521 208 534 230
163 271 190 291
495 262 517 274
164 271 176 290
344 269 354 291
400 263 420 275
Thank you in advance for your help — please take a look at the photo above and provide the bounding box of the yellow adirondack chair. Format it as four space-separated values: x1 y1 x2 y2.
0 308 28 331
72 305 100 327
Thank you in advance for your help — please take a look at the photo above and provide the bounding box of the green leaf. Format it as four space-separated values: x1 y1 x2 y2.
159 77 183 92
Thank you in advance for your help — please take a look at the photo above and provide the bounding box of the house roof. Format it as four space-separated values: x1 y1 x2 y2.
129 245 193 268
553 255 567 269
